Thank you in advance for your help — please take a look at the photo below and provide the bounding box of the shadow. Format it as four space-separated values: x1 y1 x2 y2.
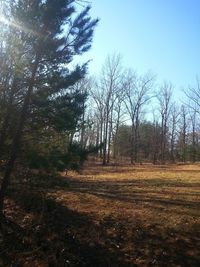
1 172 200 266
13 173 200 218
53 177 200 223
2 187 200 267
18 172 200 216
1 188 133 267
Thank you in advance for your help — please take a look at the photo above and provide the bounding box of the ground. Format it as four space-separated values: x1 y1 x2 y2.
0 163 200 266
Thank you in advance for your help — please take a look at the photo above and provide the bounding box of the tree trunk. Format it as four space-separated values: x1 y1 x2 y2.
0 77 17 157
130 124 134 164
191 118 196 163
99 115 103 158
0 57 39 217
107 110 113 164
103 108 109 165
134 114 139 163
80 104 85 149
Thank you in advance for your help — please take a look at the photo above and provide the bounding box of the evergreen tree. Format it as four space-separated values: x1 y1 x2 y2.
0 0 98 216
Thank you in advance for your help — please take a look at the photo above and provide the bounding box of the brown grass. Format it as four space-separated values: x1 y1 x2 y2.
1 163 200 266
57 163 200 224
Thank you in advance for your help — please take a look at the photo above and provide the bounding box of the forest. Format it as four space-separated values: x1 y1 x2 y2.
0 0 199 266
74 54 200 165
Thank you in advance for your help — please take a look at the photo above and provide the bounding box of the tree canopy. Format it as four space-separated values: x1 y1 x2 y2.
0 0 98 214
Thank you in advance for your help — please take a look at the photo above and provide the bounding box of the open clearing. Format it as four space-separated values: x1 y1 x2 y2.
1 164 200 266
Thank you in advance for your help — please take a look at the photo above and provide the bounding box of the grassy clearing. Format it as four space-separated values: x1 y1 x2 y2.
1 163 200 266
58 164 200 226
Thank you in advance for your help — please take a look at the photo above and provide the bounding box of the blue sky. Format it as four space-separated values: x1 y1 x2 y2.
79 0 200 98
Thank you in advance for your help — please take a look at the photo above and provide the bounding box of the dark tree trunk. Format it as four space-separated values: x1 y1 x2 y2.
103 109 109 165
0 57 39 218
0 77 17 157
107 109 113 164
130 124 134 164
99 115 103 158
191 119 196 163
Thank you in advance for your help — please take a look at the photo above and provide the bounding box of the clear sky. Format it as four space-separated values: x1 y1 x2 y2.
79 0 200 99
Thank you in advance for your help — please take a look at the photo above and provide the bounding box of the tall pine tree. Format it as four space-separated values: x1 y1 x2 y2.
0 0 98 216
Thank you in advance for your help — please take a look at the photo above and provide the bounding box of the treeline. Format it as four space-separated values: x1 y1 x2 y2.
76 55 200 164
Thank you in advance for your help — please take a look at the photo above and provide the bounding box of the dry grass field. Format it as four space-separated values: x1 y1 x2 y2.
1 163 200 266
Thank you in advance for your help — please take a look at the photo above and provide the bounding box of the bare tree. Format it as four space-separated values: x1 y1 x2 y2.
189 107 198 162
124 70 154 163
178 105 188 162
169 103 180 163
89 78 105 158
112 88 126 160
97 54 124 165
184 77 200 112
157 82 173 163
183 77 200 162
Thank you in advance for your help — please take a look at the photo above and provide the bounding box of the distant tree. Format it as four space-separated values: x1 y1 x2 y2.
113 124 131 159
189 108 198 162
177 105 188 162
114 121 163 163
89 78 105 158
184 78 200 161
151 120 162 164
157 82 172 163
169 103 180 163
184 77 200 112
124 70 154 163
112 87 126 160
91 54 123 165
102 54 124 164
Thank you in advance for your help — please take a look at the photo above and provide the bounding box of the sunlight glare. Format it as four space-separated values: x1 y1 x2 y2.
0 11 40 37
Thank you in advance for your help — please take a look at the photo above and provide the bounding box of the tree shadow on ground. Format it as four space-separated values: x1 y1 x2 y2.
66 178 200 215
1 174 200 266
1 188 133 267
